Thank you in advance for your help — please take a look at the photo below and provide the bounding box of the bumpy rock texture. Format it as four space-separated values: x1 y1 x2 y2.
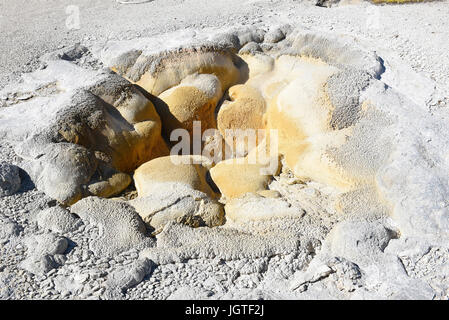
19 233 69 275
105 258 154 298
34 206 81 234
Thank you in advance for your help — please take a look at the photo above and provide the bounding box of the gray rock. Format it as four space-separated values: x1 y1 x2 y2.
316 0 341 8
53 271 92 295
20 142 98 206
20 254 59 275
327 257 363 292
264 27 286 44
290 263 334 290
237 28 265 46
0 162 21 197
327 220 396 266
129 183 225 233
35 206 81 233
19 233 68 275
238 42 262 55
105 258 154 297
70 196 153 256
23 233 69 257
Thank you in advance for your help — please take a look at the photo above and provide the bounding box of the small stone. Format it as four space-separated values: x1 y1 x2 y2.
0 162 21 197
35 206 81 233
0 215 19 244
105 258 154 297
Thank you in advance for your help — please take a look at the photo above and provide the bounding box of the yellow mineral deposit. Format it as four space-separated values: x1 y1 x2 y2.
111 47 385 217
156 73 222 138
239 53 275 79
88 172 132 198
209 157 275 199
217 84 267 155
211 54 360 198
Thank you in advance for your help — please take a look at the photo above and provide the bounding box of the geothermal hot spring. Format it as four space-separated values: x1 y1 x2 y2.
1 25 448 297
